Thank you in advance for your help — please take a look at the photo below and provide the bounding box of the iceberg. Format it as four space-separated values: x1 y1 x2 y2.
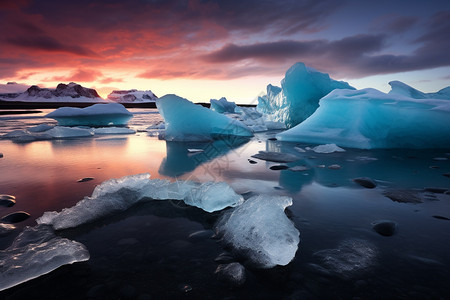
388 81 450 100
216 195 299 268
0 225 89 291
257 62 354 128
210 97 236 113
156 94 253 141
46 103 133 126
37 173 244 229
277 88 450 149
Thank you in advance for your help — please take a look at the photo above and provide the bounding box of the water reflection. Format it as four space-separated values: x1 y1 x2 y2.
159 137 250 177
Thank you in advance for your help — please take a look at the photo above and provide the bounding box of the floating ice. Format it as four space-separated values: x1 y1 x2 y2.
312 144 346 153
388 81 450 100
46 103 133 126
93 127 136 135
46 126 94 138
257 62 354 127
251 151 300 163
1 126 93 142
216 195 299 268
156 94 253 141
0 225 89 291
28 124 55 132
277 88 450 149
210 97 236 113
37 173 243 229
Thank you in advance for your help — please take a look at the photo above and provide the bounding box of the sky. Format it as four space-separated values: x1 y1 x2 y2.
0 0 449 103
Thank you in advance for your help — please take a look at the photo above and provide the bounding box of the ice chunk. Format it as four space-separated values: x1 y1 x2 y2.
2 126 93 141
257 62 354 127
0 225 89 291
28 124 54 132
277 88 450 149
46 103 133 126
46 126 94 138
93 127 136 135
216 195 299 268
37 173 244 229
251 151 300 163
156 94 253 141
312 144 346 153
388 81 450 100
210 97 236 113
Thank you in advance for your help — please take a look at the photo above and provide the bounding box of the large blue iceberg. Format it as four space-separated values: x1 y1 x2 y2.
276 88 450 149
46 103 133 126
257 62 354 128
156 94 253 141
388 81 450 100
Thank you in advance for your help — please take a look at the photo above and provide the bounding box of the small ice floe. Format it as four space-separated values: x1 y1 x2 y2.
28 124 54 132
146 122 165 130
352 177 377 189
371 220 398 236
328 164 342 170
215 195 299 268
1 126 94 142
251 151 300 163
1 211 30 223
294 146 306 153
46 103 133 126
312 143 345 154
187 148 204 153
0 225 89 291
93 127 136 135
289 165 310 172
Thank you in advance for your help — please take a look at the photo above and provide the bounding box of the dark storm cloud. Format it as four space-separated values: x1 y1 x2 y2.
384 16 418 33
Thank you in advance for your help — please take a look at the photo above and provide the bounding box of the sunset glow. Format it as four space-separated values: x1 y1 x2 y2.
1 0 449 103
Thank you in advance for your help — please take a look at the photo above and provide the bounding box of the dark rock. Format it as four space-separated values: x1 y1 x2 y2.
372 220 397 236
178 284 192 293
267 137 277 141
248 159 257 164
383 189 423 203
432 215 450 221
0 198 15 207
424 187 449 194
443 173 450 178
0 223 16 236
187 230 213 242
0 194 15 200
215 262 246 286
1 211 31 223
269 165 289 170
214 252 235 264
0 153 3 158
353 177 377 189
78 177 94 182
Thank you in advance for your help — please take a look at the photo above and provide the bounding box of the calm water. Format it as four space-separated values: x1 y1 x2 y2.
1 109 449 299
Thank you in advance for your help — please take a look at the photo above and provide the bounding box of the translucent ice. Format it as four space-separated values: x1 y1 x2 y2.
156 94 253 141
210 97 237 113
388 81 450 100
257 62 354 127
312 144 346 153
277 88 450 149
93 127 136 135
37 173 244 229
0 225 89 291
216 195 299 268
2 126 93 142
46 103 133 126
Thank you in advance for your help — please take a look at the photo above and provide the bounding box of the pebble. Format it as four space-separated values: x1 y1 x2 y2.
289 165 310 172
432 215 450 221
328 164 341 170
248 159 257 164
78 177 94 182
372 220 398 236
179 284 192 293
1 211 31 223
353 177 377 189
269 165 289 170
0 153 3 158
267 137 277 141
215 262 246 286
0 198 16 207
443 173 450 178
0 194 15 200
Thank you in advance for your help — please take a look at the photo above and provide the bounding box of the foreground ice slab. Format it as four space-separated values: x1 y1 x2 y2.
257 62 354 127
46 103 133 126
216 195 299 268
0 225 89 291
156 94 253 141
388 81 450 100
2 126 93 142
277 88 450 149
37 173 244 229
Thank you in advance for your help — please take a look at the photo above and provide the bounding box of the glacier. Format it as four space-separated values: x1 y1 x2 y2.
37 173 244 229
156 94 253 141
0 225 89 291
257 62 354 128
277 88 450 149
215 195 300 268
388 81 450 100
46 103 133 126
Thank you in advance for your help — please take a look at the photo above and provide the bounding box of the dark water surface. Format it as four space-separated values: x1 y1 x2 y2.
1 109 449 299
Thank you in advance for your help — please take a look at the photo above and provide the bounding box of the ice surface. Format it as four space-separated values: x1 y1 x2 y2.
277 88 450 149
156 94 253 141
251 151 300 163
93 127 136 135
107 89 157 103
45 126 94 138
28 124 55 132
257 62 354 127
388 81 450 100
0 225 89 291
46 103 133 126
37 173 244 229
210 97 237 113
216 195 299 268
2 126 94 142
312 144 346 153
